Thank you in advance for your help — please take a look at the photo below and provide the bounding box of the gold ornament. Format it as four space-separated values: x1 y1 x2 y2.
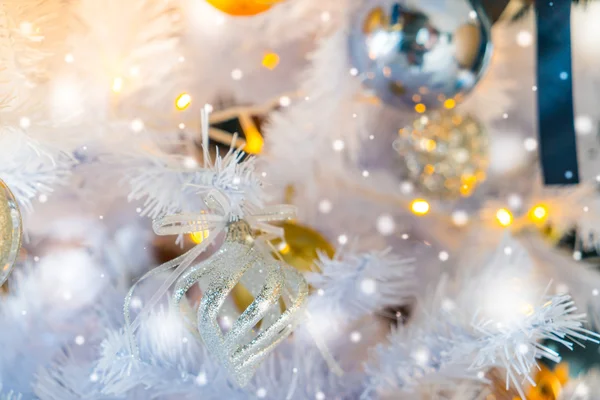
0 179 22 286
205 0 282 16
394 110 489 199
513 363 569 400
172 220 308 387
233 221 334 312
273 221 335 273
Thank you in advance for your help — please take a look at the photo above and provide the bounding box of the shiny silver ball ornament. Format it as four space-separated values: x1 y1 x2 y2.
349 1 493 110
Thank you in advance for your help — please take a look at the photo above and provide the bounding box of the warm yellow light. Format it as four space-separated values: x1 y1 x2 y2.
190 230 209 244
420 138 436 152
411 199 430 215
496 208 513 227
415 103 426 114
529 204 548 222
239 114 264 154
176 93 192 111
112 77 123 93
444 98 456 109
262 52 280 70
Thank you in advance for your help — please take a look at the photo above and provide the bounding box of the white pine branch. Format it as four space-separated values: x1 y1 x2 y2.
104 137 265 219
0 128 75 211
365 237 600 398
307 248 415 321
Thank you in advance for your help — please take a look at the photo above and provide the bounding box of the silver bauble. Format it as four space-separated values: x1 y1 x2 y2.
349 1 493 110
172 220 308 387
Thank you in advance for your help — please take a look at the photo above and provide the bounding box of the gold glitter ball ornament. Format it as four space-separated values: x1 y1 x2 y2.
0 179 22 286
394 111 489 199
172 220 308 387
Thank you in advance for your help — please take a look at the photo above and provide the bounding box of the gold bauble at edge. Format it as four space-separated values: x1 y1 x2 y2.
205 0 281 16
0 179 22 287
232 221 335 313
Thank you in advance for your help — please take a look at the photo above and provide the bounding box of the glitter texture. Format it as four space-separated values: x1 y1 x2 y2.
0 179 22 286
394 111 489 199
172 220 308 387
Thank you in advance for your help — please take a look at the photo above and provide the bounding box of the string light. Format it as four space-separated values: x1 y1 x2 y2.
191 230 209 244
175 93 192 110
262 52 280 70
239 114 263 154
112 77 123 93
529 204 548 223
496 208 513 227
443 98 456 109
410 199 430 215
415 103 426 113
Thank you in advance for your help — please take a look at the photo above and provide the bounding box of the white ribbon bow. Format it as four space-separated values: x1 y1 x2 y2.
124 189 297 355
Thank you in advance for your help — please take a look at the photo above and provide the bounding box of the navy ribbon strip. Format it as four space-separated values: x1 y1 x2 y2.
535 0 579 185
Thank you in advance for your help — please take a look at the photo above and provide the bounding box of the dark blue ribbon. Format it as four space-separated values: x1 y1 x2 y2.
535 1 579 185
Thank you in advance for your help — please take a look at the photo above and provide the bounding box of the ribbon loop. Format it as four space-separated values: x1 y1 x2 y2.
153 213 223 236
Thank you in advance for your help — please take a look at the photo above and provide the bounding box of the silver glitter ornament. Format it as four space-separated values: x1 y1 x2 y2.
0 179 22 286
394 110 489 199
172 220 308 387
349 1 493 110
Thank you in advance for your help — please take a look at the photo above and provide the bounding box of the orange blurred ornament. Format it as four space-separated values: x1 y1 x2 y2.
206 0 283 16
513 363 569 400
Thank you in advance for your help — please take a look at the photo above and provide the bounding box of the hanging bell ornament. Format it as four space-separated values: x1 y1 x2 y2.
172 220 308 387
349 1 493 110
0 179 22 286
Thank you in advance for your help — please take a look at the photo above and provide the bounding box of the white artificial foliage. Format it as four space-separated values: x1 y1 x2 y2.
36 304 361 400
559 369 600 400
263 18 376 193
0 250 109 397
365 237 600 399
307 248 415 321
0 389 21 400
0 128 74 211
0 0 71 110
108 137 265 219
62 0 183 117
